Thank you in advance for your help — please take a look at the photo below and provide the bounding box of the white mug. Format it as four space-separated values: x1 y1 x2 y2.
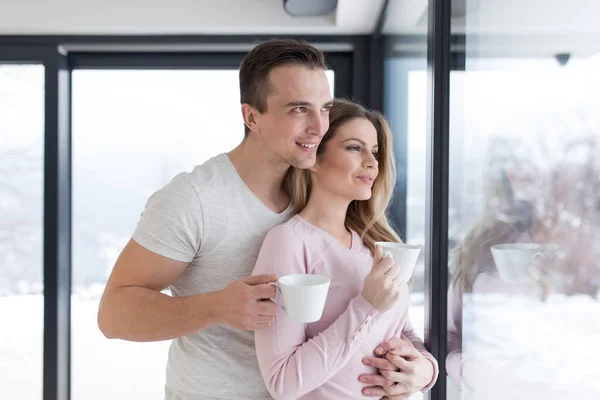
374 242 421 282
270 274 330 323
490 243 556 284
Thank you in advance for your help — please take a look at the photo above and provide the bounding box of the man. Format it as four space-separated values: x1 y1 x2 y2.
98 39 437 399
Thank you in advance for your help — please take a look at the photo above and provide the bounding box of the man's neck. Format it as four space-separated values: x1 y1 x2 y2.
227 139 290 213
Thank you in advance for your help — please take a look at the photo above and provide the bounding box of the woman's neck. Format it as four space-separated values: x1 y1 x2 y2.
299 190 351 242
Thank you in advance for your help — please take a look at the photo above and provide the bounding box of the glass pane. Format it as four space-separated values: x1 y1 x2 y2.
0 64 45 400
383 0 431 350
447 3 600 399
385 58 428 345
384 1 430 398
71 69 334 399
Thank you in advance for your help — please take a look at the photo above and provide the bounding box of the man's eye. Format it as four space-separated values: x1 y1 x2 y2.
292 107 306 113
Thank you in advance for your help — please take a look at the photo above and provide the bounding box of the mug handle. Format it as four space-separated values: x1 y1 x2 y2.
531 252 544 262
268 282 286 311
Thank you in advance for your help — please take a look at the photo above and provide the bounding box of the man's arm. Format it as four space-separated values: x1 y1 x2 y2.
359 336 438 399
98 174 277 342
98 239 278 342
399 319 439 391
358 316 440 398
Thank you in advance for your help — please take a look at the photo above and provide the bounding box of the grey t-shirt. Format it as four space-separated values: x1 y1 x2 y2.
132 153 293 400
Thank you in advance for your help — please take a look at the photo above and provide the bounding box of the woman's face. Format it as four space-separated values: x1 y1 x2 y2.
506 160 538 203
310 117 379 202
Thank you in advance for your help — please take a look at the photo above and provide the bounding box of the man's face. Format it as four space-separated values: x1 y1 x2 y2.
249 65 333 170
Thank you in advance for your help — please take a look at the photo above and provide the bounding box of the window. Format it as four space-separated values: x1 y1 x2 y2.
386 52 600 399
446 58 600 399
384 56 429 400
0 64 45 400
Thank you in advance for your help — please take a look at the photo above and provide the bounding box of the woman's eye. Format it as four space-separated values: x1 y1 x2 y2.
347 146 361 152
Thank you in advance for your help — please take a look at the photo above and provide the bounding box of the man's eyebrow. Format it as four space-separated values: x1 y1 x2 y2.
285 101 312 108
284 100 335 108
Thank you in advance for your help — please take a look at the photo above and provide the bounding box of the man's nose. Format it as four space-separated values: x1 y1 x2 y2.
307 111 328 137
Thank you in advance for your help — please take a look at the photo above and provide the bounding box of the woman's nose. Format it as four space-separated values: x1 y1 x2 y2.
363 154 378 169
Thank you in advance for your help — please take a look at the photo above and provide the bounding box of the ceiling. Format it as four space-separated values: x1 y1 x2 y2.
0 0 385 35
0 0 598 57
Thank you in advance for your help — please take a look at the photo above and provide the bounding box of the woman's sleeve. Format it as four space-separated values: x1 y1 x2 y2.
252 225 384 400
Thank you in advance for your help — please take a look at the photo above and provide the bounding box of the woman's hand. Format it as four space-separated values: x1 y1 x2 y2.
361 245 402 313
359 337 435 399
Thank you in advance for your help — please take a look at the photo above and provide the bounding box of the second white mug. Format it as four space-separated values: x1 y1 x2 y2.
374 242 421 282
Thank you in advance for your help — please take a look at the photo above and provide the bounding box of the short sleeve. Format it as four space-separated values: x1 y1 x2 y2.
132 174 203 263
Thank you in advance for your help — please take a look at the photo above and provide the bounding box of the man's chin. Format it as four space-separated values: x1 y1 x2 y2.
289 156 316 170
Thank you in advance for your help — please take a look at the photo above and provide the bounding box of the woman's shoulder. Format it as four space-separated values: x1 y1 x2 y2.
264 214 314 244
274 214 331 238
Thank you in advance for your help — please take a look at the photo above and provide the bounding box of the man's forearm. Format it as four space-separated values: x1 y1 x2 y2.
98 286 222 342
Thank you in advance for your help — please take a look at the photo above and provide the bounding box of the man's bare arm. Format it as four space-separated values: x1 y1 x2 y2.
97 239 278 342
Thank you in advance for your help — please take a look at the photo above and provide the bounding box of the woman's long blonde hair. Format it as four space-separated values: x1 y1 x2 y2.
283 99 402 253
450 138 534 293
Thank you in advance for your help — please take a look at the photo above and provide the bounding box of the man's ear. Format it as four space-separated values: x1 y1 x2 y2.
241 103 259 133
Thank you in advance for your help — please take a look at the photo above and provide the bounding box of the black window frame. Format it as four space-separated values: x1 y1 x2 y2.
0 44 73 400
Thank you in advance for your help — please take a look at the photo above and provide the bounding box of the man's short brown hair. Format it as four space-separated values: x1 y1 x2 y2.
239 39 327 135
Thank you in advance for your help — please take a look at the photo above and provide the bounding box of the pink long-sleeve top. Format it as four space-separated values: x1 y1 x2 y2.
252 215 438 400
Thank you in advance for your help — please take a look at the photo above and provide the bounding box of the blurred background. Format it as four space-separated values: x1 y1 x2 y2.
1 0 599 399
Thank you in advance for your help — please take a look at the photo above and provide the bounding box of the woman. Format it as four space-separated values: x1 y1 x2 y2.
252 99 438 399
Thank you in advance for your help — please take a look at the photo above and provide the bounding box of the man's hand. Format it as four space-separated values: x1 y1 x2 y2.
213 274 278 331
359 336 435 399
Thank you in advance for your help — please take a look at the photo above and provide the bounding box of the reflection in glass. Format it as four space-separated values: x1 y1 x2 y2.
0 64 45 400
447 59 600 399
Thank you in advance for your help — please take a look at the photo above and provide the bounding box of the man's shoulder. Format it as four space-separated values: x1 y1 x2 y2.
185 153 232 186
167 153 233 196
